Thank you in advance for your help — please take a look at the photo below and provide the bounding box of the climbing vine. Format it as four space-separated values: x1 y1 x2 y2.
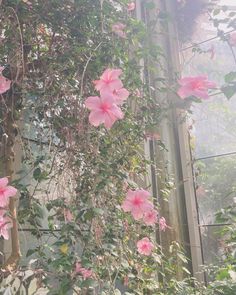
1 0 236 294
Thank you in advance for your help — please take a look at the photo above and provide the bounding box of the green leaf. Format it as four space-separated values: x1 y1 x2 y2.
221 84 236 99
224 72 236 83
216 268 230 280
33 167 48 182
26 249 36 257
33 167 41 181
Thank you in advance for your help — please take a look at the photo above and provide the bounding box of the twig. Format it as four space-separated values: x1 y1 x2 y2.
80 42 103 97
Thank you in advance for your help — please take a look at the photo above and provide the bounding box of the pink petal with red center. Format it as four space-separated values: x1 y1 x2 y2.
143 209 158 226
137 237 154 256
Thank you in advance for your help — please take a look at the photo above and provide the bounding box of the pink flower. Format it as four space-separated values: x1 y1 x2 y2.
80 268 93 280
112 23 127 38
0 67 11 95
159 217 168 232
177 75 217 100
64 209 73 222
75 262 83 273
75 262 93 280
137 237 154 256
127 2 135 11
93 68 123 93
0 177 17 208
0 216 12 240
143 209 158 226
229 32 236 47
121 189 153 220
101 87 129 105
85 94 124 129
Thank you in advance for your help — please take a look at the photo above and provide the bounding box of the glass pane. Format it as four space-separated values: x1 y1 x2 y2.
200 225 225 265
194 155 236 225
192 93 236 159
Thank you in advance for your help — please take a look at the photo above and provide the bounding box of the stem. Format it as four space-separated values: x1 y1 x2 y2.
2 108 21 271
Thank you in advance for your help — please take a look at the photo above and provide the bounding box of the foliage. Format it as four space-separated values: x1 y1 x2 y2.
0 0 189 294
1 0 236 294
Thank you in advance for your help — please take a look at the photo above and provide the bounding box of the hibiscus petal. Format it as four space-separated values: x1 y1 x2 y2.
3 186 17 198
84 96 101 110
100 68 111 81
193 89 209 100
1 228 9 239
109 69 122 80
109 79 123 91
138 189 151 199
131 208 143 220
0 193 8 207
121 200 132 212
177 87 193 99
109 105 124 120
206 81 217 88
0 177 8 188
0 76 11 94
101 92 116 105
103 112 117 129
118 88 129 100
88 110 105 127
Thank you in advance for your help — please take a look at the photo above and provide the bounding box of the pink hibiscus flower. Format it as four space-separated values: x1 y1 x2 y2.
121 189 153 220
177 75 217 100
127 2 135 11
0 177 17 208
0 215 12 240
159 216 168 232
85 94 124 129
112 23 127 39
229 32 236 47
137 237 154 256
93 68 123 93
112 88 129 104
143 209 158 226
101 87 129 105
0 67 11 95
